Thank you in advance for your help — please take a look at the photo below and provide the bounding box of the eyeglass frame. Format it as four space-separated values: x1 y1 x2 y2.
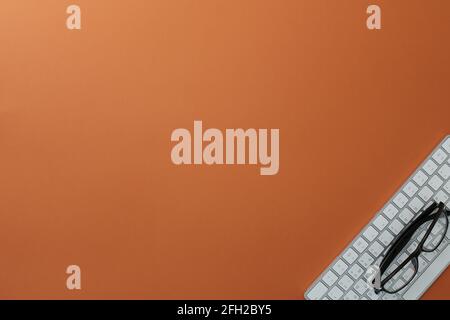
372 201 450 294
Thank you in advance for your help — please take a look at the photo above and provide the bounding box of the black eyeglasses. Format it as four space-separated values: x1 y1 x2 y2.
372 201 449 294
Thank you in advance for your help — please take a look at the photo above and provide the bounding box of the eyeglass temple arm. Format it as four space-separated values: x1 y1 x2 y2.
379 202 441 273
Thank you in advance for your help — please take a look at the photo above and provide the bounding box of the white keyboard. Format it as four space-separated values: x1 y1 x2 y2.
305 136 450 300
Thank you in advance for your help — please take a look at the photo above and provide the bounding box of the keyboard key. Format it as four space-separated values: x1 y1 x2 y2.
383 293 398 300
424 234 434 247
373 215 389 231
389 219 404 235
393 193 409 208
399 208 414 224
383 204 398 219
423 160 438 175
363 226 379 242
432 149 448 164
386 263 399 275
344 290 359 300
409 197 424 213
358 253 374 268
322 270 338 286
379 230 395 246
338 275 354 291
407 241 418 254
403 182 418 197
328 286 344 300
366 289 380 300
423 250 438 262
429 175 444 191
354 279 369 295
438 164 450 180
343 248 358 264
403 267 415 281
413 171 428 186
418 186 434 202
418 257 428 270
434 190 449 204
444 181 450 194
368 241 384 257
393 279 405 290
397 253 409 264
442 138 450 153
307 282 328 300
332 259 348 275
432 235 444 248
353 238 369 253
417 230 426 242
431 222 444 235
348 264 364 279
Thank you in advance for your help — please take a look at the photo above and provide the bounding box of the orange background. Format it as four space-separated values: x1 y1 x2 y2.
1 0 450 299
